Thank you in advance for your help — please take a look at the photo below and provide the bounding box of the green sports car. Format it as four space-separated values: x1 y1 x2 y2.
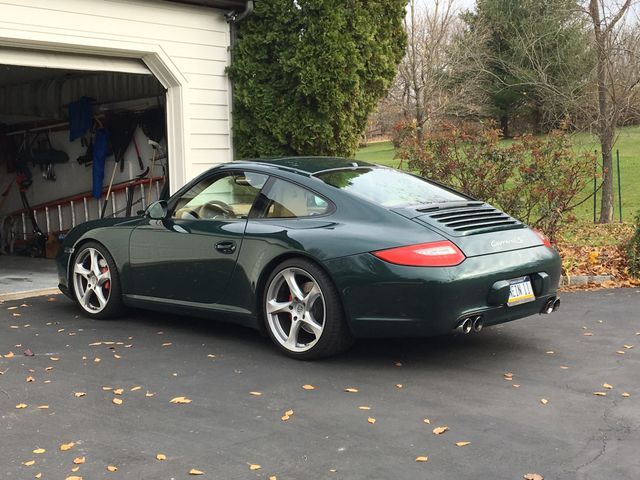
57 157 562 359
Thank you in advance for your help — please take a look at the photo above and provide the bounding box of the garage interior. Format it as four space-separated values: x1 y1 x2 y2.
0 59 169 294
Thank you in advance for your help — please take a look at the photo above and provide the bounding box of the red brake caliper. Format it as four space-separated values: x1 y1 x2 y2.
101 267 110 291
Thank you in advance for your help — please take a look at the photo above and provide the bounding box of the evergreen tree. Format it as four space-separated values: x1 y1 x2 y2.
228 0 407 158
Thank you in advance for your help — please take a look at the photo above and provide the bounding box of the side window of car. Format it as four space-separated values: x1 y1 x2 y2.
260 179 330 218
172 171 267 220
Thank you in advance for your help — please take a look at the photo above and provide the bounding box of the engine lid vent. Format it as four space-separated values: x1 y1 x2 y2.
416 203 522 236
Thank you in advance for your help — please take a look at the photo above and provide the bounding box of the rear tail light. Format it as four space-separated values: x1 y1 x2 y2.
533 230 552 248
372 240 465 267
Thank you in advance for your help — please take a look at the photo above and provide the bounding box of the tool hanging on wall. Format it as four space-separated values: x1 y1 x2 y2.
132 134 145 171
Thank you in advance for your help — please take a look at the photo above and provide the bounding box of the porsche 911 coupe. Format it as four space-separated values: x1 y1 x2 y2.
57 157 562 359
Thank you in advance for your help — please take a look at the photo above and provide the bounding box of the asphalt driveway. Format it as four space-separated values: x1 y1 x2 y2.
1 289 639 480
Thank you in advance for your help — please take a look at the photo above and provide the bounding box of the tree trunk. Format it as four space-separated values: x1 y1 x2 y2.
590 0 616 223
500 115 509 138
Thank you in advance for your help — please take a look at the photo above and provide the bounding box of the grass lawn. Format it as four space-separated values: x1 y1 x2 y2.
356 126 640 223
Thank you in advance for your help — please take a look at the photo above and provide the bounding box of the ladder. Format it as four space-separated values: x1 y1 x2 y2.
8 176 164 243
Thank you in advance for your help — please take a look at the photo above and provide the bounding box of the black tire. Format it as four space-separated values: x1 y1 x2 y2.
262 258 353 360
70 241 124 320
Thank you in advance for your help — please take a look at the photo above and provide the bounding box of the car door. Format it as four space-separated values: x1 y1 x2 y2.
128 170 268 304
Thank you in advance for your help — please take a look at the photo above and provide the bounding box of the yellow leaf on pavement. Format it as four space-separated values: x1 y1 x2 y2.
344 388 358 393
540 398 549 405
433 426 448 435
37 405 49 409
113 389 124 395
131 386 142 392
302 384 315 390
73 457 85 465
249 391 262 396
112 398 123 405
23 460 35 466
603 383 613 389
523 474 544 480
170 396 192 404
16 403 27 409
189 469 205 475
358 406 371 410
285 409 294 416
415 456 428 462
107 465 118 472
156 453 167 461
455 441 471 447
33 448 45 454
622 392 631 397
249 464 261 470
74 392 86 398
367 417 376 424
60 442 75 451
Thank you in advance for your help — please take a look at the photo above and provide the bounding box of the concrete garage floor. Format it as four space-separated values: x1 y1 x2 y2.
0 255 59 298
0 289 639 479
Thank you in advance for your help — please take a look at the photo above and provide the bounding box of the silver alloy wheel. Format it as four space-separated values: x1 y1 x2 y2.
72 247 112 314
265 267 326 353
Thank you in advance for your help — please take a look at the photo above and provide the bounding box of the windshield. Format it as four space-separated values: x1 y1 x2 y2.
316 167 466 208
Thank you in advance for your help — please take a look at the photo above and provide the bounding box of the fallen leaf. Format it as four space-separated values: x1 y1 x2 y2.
74 392 86 398
395 361 402 367
113 354 121 359
545 351 554 354
583 332 593 336
145 392 155 397
156 453 167 461
358 406 371 411
4 351 15 358
603 383 613 389
107 465 118 472
249 391 262 396
189 469 205 475
344 387 359 393
415 456 428 462
16 403 27 409
131 386 142 392
249 464 261 470
367 417 376 424
433 426 448 435
593 392 607 396
65 477 82 480
112 398 123 405
170 396 192 404
26 376 35 383
60 442 75 451
622 392 631 397
32 448 45 454
35 474 41 479
269 476 277 480
523 474 544 480
162 342 172 347
73 456 86 465
512 384 521 388
24 349 34 356
45 367 53 371
395 384 403 389
302 384 316 390
207 354 216 358
37 405 49 409
23 460 35 466
423 418 430 424
560 366 569 369
623 344 633 349
540 398 548 405
455 441 471 447
50 357 59 361
113 388 124 395
616 350 625 355
94 358 101 363
71 466 80 472
281 415 290 421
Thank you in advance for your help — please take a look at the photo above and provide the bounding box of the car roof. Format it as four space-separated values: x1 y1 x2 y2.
232 156 377 174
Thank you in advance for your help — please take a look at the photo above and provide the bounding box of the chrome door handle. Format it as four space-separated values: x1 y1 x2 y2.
214 241 236 254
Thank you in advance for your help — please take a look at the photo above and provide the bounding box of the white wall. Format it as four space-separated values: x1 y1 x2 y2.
0 0 233 190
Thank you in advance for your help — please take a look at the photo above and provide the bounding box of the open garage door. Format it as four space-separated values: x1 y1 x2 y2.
0 49 169 295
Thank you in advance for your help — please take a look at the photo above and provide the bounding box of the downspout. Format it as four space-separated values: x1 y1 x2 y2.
226 0 254 159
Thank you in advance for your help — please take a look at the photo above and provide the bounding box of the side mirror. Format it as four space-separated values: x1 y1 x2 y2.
146 200 168 220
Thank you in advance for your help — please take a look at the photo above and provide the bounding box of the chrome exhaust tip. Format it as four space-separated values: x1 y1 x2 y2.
541 298 555 315
472 316 483 332
455 317 473 335
552 298 561 312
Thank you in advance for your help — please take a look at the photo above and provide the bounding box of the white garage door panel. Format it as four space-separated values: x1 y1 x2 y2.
190 148 230 165
0 47 150 74
173 57 227 76
186 73 229 91
191 133 230 149
190 119 230 135
163 43 229 63
189 104 229 120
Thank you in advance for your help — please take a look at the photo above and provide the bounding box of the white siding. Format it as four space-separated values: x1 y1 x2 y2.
0 0 233 189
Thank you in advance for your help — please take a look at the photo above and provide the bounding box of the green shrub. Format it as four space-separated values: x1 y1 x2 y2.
628 211 640 278
397 122 594 242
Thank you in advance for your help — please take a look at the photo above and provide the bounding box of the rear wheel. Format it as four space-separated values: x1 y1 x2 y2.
263 258 353 359
71 242 123 319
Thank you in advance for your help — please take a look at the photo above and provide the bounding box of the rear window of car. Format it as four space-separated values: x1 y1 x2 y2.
315 167 466 208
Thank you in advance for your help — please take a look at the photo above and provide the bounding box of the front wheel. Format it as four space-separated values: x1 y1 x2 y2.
71 242 123 319
263 258 353 359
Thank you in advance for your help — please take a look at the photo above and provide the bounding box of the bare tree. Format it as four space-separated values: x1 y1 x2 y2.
391 0 489 139
586 0 634 223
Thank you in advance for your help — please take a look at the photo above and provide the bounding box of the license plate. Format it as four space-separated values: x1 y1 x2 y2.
507 276 535 306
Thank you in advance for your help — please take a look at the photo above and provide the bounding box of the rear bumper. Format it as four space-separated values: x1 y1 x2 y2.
324 245 561 338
